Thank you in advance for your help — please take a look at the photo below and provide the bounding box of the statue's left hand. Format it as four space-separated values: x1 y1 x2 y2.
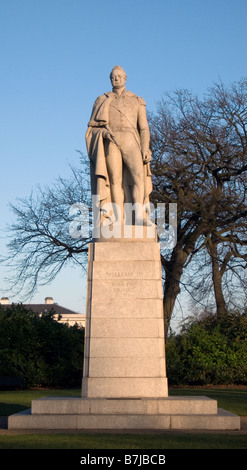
142 150 152 163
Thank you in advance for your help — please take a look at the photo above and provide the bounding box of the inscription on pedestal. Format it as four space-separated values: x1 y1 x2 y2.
106 270 140 278
112 280 134 295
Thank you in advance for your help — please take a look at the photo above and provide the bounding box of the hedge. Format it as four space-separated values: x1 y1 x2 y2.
0 304 84 388
166 310 247 385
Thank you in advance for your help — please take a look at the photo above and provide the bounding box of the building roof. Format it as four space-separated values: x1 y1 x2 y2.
23 303 80 316
0 297 85 327
1 296 80 316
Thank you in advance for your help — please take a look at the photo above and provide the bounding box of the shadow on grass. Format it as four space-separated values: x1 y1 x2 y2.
0 403 28 416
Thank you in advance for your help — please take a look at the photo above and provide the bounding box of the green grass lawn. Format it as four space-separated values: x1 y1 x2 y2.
0 387 246 449
0 388 81 415
0 432 247 449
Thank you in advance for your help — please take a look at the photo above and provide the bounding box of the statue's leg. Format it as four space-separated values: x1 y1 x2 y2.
105 141 124 223
121 135 145 223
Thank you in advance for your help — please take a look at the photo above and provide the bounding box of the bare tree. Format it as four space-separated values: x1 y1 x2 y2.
149 78 247 332
1 156 91 298
182 233 247 315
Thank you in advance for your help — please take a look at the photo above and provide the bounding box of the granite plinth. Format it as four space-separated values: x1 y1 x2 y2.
8 396 240 430
82 239 168 399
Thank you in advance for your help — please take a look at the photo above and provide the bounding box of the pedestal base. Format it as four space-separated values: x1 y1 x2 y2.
8 396 240 430
82 239 168 399
82 377 168 398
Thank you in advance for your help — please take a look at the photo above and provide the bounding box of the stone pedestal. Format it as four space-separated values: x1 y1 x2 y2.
82 237 168 398
8 229 240 430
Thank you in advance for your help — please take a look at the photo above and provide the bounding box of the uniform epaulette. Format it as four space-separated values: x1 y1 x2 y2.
137 96 146 106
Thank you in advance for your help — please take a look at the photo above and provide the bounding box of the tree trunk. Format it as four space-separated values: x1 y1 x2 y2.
209 236 227 317
163 275 181 337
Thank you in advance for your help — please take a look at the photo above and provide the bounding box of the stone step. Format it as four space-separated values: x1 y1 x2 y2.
86 357 166 377
89 260 162 280
81 377 168 398
8 407 240 430
89 240 160 261
93 227 158 245
91 279 163 299
89 298 163 319
89 318 165 338
30 397 218 415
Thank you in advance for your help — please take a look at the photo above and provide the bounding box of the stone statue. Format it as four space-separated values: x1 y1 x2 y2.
86 65 152 226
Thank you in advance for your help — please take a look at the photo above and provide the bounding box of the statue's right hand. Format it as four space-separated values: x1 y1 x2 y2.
102 129 114 142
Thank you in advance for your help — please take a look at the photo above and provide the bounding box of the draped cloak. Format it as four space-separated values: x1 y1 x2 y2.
85 91 152 210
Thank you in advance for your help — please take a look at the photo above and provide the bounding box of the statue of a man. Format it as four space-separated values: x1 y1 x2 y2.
86 65 152 225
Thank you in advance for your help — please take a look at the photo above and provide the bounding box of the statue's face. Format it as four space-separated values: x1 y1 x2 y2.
111 69 126 89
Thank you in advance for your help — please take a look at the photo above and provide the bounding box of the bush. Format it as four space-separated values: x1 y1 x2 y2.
0 304 84 388
166 310 247 385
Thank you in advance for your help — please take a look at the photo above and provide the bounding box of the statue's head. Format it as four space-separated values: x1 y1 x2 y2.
110 65 127 89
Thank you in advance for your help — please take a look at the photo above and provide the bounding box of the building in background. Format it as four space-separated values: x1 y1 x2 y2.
0 296 86 328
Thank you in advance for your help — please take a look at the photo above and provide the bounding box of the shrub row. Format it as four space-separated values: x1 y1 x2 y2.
166 310 247 385
0 304 84 388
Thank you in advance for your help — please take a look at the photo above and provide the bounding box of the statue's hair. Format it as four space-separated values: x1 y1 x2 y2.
110 65 127 80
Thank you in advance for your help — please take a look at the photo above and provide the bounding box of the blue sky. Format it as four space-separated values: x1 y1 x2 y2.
0 0 246 325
